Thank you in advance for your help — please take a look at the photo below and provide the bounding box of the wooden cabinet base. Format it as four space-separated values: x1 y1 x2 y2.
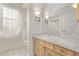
33 37 79 56
44 48 53 56
74 52 79 56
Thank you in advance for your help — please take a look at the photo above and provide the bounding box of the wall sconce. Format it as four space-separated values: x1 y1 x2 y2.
34 11 40 16
34 9 40 23
35 16 40 23
34 8 40 16
45 15 49 19
44 15 49 23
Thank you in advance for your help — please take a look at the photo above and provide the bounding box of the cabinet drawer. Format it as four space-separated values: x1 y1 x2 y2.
45 48 62 56
74 52 79 56
54 45 74 56
39 40 53 50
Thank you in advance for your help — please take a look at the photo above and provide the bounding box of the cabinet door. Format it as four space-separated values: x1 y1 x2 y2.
44 48 54 56
37 43 44 56
44 48 61 56
54 45 74 56
74 52 79 56
39 40 53 50
33 38 44 56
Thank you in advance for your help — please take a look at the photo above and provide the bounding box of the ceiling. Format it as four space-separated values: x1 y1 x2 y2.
1 3 75 17
1 3 23 8
29 3 73 17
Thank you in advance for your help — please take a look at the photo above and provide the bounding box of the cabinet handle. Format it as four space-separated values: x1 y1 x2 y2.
44 42 46 44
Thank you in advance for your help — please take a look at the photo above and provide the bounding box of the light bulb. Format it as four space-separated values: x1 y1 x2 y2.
34 11 40 16
45 15 49 19
34 8 40 16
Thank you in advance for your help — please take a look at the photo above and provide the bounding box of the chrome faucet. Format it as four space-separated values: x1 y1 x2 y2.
54 31 59 37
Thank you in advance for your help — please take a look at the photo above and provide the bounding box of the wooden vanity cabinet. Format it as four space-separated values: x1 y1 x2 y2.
37 40 45 56
33 37 44 56
77 3 79 22
44 48 62 56
39 40 53 50
44 48 54 56
53 45 74 56
33 37 79 56
74 52 79 56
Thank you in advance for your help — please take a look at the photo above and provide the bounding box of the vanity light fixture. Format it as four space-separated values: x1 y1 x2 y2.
34 8 40 23
44 15 49 23
34 8 40 16
45 15 49 19
35 16 40 22
34 11 40 16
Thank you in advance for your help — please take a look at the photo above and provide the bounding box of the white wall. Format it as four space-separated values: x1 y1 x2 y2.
28 8 43 55
0 5 2 31
28 4 50 55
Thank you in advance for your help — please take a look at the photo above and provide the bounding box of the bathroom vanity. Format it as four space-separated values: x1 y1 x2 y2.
77 3 79 23
33 34 79 56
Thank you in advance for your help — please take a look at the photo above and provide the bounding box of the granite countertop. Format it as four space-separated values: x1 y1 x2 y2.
34 34 79 52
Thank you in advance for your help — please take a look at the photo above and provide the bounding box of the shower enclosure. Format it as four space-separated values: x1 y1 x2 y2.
0 4 29 56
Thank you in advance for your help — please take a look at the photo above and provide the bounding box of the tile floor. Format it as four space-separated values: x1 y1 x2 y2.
0 45 29 56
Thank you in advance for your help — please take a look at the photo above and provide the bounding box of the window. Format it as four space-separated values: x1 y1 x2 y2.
2 6 20 33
